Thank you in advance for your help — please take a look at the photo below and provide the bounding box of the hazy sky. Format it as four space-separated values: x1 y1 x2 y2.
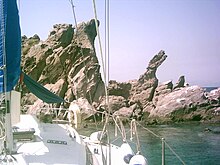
19 0 220 87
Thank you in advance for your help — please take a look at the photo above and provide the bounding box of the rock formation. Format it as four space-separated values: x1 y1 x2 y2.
21 19 220 124
108 80 131 99
153 80 173 105
150 85 206 117
21 20 105 111
130 50 167 105
173 75 185 89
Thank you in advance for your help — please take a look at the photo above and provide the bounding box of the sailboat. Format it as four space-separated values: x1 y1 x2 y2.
0 1 88 164
0 0 148 164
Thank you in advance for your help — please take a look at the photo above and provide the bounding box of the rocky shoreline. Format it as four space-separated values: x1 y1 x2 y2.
20 19 220 125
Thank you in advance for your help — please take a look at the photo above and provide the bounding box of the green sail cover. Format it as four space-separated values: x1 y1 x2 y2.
23 73 65 103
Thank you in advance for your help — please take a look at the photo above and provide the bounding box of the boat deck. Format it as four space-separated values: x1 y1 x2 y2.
12 115 87 165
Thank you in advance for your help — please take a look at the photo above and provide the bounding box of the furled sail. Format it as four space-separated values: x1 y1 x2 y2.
0 0 21 93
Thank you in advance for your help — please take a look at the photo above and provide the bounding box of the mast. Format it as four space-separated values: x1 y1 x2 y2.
0 0 22 154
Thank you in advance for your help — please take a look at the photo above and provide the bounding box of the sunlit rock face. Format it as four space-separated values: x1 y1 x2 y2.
150 85 207 117
21 19 105 110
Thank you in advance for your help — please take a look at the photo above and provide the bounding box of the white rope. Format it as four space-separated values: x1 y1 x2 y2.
111 129 131 144
112 116 127 142
130 119 141 153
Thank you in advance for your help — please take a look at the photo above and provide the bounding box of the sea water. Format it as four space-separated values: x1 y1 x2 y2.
136 123 220 165
79 123 220 165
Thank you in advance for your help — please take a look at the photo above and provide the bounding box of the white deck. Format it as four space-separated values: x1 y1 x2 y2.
12 115 87 165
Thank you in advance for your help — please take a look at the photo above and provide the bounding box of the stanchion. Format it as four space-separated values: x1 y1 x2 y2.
162 138 165 165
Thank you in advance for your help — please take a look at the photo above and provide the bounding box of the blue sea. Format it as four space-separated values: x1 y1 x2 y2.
80 123 220 165
135 123 220 165
203 87 218 92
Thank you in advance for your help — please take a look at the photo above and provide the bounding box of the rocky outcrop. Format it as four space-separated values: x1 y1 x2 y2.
22 34 40 56
153 80 173 105
114 107 133 119
174 75 185 89
130 50 167 106
108 80 131 99
150 85 207 117
207 88 220 104
104 73 220 123
21 19 105 110
98 96 127 114
21 20 220 124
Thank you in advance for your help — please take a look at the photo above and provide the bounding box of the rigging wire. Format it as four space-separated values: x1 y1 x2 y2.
68 1 185 164
104 0 111 164
69 0 109 164
164 140 186 165
90 0 112 162
136 121 186 164
92 0 106 81
136 121 161 138
91 0 111 136
68 0 98 130
91 4 111 155
89 107 186 164
105 0 110 86
91 0 111 128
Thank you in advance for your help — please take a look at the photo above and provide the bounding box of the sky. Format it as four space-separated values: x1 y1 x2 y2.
19 0 220 87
